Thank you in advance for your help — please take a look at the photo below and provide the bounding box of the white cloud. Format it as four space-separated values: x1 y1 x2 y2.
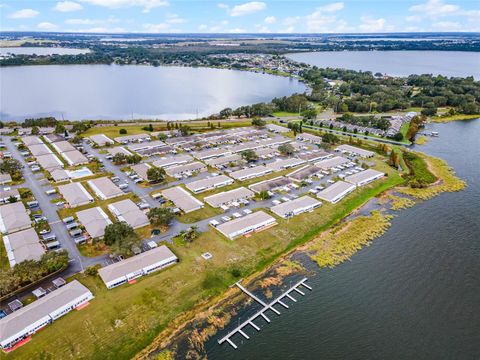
143 23 171 32
317 2 344 13
283 16 300 26
65 18 97 25
304 2 347 32
409 0 459 18
358 16 392 32
228 28 246 33
217 3 228 9
229 2 266 17
431 21 462 30
9 8 39 19
54 1 83 12
280 26 295 33
406 15 421 22
38 22 58 30
166 13 186 24
264 15 276 24
79 0 169 12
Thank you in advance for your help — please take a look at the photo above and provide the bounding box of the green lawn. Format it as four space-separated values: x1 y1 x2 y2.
0 238 10 271
6 155 403 360
272 111 299 117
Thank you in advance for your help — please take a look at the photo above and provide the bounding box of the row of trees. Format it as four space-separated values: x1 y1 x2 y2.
0 251 69 297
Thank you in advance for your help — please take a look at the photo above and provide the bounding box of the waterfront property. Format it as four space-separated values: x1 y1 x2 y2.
87 177 124 200
98 246 178 289
215 211 277 240
336 144 374 158
0 280 93 351
230 165 273 181
345 169 385 186
185 175 234 194
58 182 94 208
76 206 112 239
316 181 356 204
107 199 150 229
270 196 321 219
0 202 31 234
2 227 45 267
161 186 204 213
204 187 254 208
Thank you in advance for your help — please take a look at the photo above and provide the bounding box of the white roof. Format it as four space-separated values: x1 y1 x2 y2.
204 187 254 207
58 182 93 207
107 199 149 229
314 156 349 170
270 196 321 218
98 246 177 284
316 181 356 203
87 177 124 200
76 207 112 238
161 186 204 213
3 228 44 266
185 175 233 193
0 202 31 234
337 144 374 157
344 169 384 185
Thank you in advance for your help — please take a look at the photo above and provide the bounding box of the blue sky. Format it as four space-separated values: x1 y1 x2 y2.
1 0 479 33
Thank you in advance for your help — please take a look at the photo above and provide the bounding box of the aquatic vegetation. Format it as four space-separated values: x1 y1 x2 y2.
309 211 393 268
415 136 428 145
388 194 416 210
398 154 465 200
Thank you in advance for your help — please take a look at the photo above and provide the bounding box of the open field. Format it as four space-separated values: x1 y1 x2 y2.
5 157 403 360
0 239 9 271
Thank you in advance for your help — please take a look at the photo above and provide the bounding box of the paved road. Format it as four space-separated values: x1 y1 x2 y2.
3 138 109 273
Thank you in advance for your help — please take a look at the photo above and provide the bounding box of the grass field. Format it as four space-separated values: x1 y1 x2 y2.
431 114 480 123
4 156 403 360
0 238 9 271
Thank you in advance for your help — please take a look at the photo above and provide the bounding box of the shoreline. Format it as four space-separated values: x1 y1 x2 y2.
134 151 465 360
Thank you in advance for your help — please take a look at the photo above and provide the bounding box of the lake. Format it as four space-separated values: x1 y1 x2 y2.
0 65 306 121
0 47 90 56
206 119 480 359
287 51 480 79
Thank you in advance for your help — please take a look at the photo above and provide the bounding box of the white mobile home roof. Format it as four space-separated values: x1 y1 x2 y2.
161 186 204 213
52 141 76 153
114 133 150 143
36 153 64 170
88 134 114 146
288 164 322 181
58 182 93 207
0 173 12 184
98 245 177 288
50 169 70 182
152 154 193 168
298 150 331 162
266 124 290 133
0 202 31 234
266 158 306 171
107 146 133 157
230 165 272 181
28 143 52 157
204 187 254 208
61 150 89 166
76 206 112 238
0 280 93 349
314 156 349 170
131 163 151 180
204 154 242 167
270 196 321 219
87 177 124 200
164 162 207 177
107 199 149 229
344 169 384 186
192 148 230 160
185 175 234 193
127 140 166 152
316 181 356 204
337 144 374 158
296 133 322 144
215 211 277 239
22 136 43 146
249 176 293 193
3 228 45 267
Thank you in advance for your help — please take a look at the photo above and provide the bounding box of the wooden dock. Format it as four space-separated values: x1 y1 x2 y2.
217 277 312 349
